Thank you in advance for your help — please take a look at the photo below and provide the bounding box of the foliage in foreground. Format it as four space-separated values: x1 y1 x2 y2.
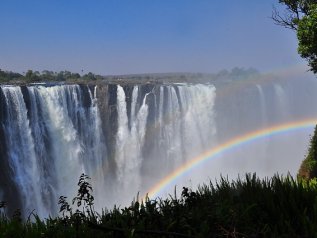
1 174 317 237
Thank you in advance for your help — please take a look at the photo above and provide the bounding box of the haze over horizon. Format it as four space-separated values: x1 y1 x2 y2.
0 0 314 76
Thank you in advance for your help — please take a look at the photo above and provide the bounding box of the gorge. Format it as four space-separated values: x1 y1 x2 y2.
0 73 316 218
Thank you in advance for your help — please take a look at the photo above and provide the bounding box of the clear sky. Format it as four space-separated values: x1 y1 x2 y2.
0 0 311 75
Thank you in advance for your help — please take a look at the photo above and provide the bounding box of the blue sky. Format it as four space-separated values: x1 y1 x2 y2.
0 0 310 75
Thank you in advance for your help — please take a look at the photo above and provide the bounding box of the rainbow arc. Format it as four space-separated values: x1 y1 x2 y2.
144 119 317 199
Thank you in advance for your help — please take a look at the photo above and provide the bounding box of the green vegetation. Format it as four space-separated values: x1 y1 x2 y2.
298 126 317 179
0 69 23 82
0 67 265 85
297 4 317 73
1 173 317 237
274 1 317 179
0 69 102 83
273 0 317 73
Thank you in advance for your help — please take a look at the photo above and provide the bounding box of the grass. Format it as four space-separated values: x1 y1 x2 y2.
1 173 317 237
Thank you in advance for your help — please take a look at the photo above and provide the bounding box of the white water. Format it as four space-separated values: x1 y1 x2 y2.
256 84 267 127
115 86 149 201
2 86 46 217
0 80 314 217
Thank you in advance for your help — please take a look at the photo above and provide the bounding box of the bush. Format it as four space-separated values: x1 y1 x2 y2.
1 173 317 237
298 125 317 180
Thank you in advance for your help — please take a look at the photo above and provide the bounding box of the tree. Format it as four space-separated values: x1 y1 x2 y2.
297 5 317 73
25 69 40 81
41 70 55 81
71 73 81 79
274 1 317 179
0 69 22 81
25 69 33 79
273 0 317 73
298 126 317 179
83 72 97 81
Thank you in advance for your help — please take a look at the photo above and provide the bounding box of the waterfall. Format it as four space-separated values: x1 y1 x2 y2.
273 84 289 122
256 84 267 127
0 78 314 218
2 86 46 217
33 86 84 206
115 85 149 197
0 85 110 216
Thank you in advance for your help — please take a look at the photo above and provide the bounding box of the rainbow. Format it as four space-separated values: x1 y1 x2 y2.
144 119 317 199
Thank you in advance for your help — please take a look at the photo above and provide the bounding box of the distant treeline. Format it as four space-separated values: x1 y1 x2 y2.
0 67 262 84
0 69 102 83
102 67 261 83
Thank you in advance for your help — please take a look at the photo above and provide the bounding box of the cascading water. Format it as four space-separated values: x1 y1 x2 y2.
0 83 218 217
115 85 149 196
256 84 267 126
2 86 46 217
0 77 316 218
